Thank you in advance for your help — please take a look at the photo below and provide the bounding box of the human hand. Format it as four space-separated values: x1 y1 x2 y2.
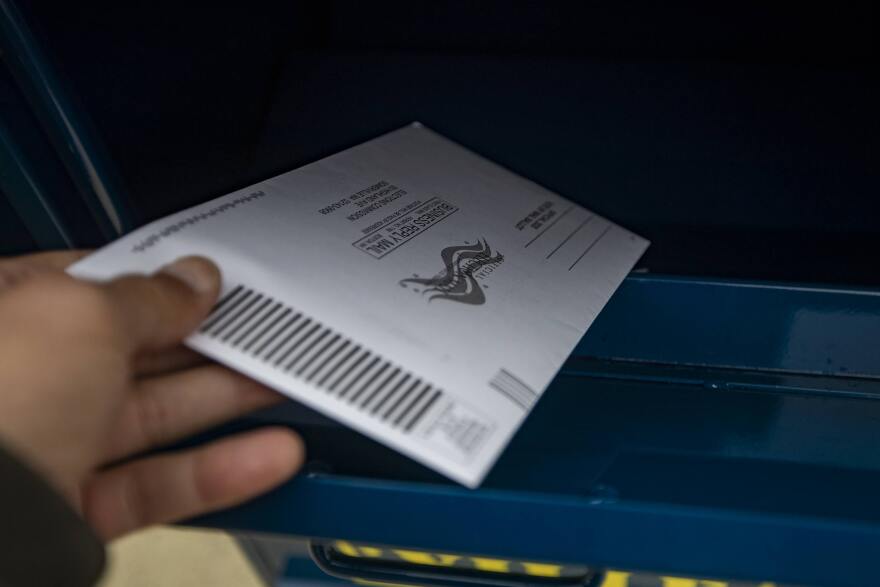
0 251 303 540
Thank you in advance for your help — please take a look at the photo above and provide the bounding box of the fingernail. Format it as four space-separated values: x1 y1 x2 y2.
160 256 217 294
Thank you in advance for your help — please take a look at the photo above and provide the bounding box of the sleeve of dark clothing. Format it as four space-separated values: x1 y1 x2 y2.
0 444 104 587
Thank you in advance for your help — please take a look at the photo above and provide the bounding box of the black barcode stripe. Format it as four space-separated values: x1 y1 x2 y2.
213 291 262 339
384 378 422 421
244 307 290 353
284 322 330 371
320 344 360 388
371 372 410 415
400 385 435 429
237 302 283 349
256 312 301 359
290 328 339 377
405 388 442 432
254 312 303 361
223 295 270 343
394 384 432 426
349 361 390 404
198 284 450 436
339 355 380 399
214 292 263 339
306 337 351 387
211 285 244 311
275 321 320 367
362 367 401 409
265 316 309 363
328 348 369 392
308 338 350 382
201 285 244 331
203 289 254 335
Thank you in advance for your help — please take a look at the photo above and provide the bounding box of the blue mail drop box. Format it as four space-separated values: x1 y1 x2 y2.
1 2 877 586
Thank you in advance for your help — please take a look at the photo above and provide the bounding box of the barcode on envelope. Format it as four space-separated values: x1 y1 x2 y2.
197 285 444 434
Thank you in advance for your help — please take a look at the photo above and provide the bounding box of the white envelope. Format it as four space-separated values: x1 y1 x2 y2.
70 123 649 487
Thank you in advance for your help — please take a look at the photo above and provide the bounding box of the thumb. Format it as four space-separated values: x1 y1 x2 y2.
101 256 221 353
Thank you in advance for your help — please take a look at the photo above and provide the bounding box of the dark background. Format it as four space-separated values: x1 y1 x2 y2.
6 1 879 284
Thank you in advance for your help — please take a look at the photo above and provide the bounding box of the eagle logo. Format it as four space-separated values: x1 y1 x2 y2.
400 239 504 305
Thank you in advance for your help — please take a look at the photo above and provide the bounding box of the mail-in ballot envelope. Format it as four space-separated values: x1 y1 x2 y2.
70 123 649 486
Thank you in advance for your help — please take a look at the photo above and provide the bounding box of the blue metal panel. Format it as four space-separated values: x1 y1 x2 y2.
203 462 880 587
193 275 880 587
578 275 880 377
